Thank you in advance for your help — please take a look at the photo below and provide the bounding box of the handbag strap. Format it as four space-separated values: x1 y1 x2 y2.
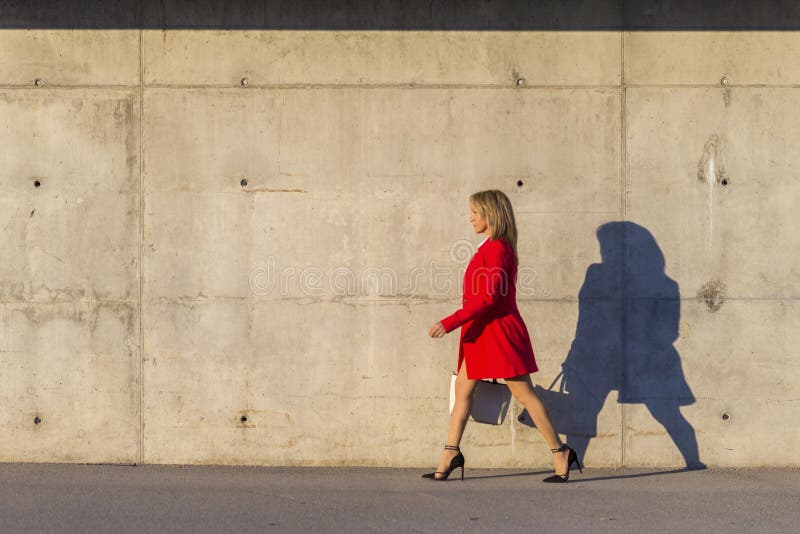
546 370 565 392
551 364 608 403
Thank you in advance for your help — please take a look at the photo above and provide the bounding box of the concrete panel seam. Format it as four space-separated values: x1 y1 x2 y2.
620 27 628 469
626 83 800 89
141 83 624 91
137 23 145 466
17 296 797 305
0 85 139 90
144 296 614 304
514 210 620 214
0 299 140 304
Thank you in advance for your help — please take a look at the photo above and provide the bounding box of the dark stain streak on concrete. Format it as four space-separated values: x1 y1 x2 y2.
4 299 137 343
697 134 729 185
113 95 137 192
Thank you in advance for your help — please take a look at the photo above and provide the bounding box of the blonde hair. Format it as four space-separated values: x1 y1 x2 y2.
469 189 519 264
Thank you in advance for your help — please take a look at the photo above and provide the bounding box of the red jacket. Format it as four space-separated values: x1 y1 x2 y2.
440 236 538 380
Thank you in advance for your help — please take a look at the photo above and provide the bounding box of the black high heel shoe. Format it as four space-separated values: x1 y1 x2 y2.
543 444 582 483
421 445 465 481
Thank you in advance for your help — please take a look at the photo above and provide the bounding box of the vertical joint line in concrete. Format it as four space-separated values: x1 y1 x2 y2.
137 16 145 466
619 22 628 469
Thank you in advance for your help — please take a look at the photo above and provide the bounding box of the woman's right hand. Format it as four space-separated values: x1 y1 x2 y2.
428 321 446 338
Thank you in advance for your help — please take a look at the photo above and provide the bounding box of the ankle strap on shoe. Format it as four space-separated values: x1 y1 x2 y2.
444 445 460 451
550 444 567 453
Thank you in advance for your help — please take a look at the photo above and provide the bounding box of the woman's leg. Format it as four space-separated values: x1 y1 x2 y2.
505 374 570 475
435 362 478 476
645 400 703 468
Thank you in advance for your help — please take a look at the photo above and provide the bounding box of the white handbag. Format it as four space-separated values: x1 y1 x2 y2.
449 371 512 425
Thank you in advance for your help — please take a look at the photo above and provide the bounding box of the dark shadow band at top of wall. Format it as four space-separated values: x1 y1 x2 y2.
4 0 800 30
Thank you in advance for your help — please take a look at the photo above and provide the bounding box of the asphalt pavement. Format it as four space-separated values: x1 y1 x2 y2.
0 464 797 533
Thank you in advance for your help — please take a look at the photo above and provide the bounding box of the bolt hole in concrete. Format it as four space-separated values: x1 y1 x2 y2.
34 416 42 425
240 77 249 87
517 179 524 188
240 178 248 187
722 413 731 421
720 178 729 186
516 77 526 86
240 415 248 423
34 179 41 188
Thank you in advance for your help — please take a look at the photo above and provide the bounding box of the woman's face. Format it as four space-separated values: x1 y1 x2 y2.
469 204 489 235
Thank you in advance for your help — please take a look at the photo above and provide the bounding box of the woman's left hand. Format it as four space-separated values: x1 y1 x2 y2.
428 321 446 338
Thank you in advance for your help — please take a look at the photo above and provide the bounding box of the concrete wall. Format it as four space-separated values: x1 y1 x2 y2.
1 1 799 467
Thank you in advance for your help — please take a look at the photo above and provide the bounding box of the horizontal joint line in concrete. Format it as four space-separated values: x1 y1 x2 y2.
143 83 622 91
0 85 139 90
3 296 794 305
0 299 139 305
632 296 798 302
147 296 446 303
143 190 309 194
625 83 800 89
140 296 800 304
146 296 581 304
13 83 799 90
515 210 620 215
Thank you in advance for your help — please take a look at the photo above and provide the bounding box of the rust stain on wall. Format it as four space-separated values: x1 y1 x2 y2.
697 279 727 312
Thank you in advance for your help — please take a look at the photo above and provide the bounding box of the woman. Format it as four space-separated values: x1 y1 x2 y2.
424 189 582 482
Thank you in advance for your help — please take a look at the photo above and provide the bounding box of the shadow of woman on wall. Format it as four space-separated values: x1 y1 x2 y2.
520 221 704 469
